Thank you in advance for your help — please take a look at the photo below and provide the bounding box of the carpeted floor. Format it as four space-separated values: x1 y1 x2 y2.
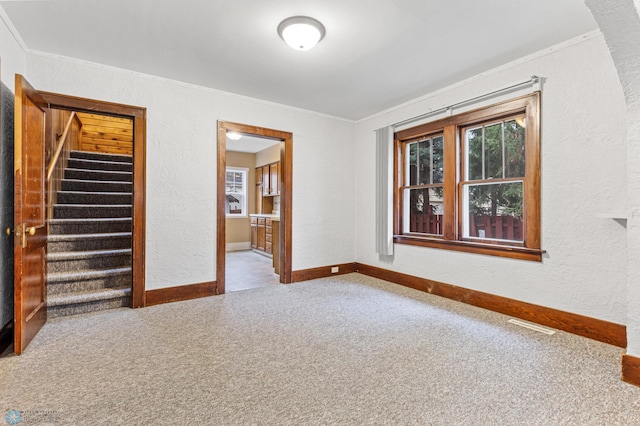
0 273 639 425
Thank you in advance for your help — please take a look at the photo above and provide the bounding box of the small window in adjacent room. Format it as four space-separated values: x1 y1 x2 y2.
394 92 542 261
225 167 248 217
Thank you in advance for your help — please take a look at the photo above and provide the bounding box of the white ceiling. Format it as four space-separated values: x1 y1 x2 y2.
227 134 279 154
0 0 597 120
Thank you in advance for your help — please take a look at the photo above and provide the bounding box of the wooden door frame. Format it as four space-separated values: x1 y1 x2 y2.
216 121 292 293
40 91 147 307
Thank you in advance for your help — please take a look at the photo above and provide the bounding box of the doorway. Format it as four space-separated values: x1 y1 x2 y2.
11 76 146 354
40 92 146 309
225 136 279 292
46 109 135 317
216 121 292 294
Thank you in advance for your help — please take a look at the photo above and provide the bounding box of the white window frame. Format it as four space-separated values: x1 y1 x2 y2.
225 167 248 218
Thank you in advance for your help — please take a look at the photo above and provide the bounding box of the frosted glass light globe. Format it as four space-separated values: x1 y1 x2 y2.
278 17 326 51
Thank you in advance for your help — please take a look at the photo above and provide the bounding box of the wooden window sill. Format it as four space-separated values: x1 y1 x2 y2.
393 235 543 262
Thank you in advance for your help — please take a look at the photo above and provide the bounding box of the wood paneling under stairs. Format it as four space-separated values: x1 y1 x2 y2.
77 112 133 155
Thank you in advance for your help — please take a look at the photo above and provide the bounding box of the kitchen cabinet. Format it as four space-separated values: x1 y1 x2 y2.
257 217 266 251
269 162 279 195
262 165 271 196
255 167 264 214
257 161 280 197
250 217 258 249
251 215 280 275
250 214 273 257
265 218 273 255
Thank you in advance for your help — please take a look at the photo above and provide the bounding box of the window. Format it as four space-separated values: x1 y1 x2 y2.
394 93 541 261
402 134 445 236
225 167 248 217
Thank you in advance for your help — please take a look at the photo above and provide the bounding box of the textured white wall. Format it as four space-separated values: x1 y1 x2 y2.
354 33 629 325
24 53 355 290
584 0 640 355
0 7 26 91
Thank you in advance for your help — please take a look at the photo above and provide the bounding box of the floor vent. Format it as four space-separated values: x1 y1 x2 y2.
507 319 556 335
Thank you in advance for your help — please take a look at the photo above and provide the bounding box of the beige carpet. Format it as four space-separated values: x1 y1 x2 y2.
0 273 639 425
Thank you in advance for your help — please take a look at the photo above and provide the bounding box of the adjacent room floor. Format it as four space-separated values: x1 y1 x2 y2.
226 249 279 292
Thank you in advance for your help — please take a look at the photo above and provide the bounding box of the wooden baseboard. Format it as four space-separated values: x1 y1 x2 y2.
145 281 217 307
622 354 640 386
292 262 357 283
356 263 626 348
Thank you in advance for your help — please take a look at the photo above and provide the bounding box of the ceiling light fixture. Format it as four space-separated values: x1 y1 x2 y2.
227 132 242 140
277 16 326 51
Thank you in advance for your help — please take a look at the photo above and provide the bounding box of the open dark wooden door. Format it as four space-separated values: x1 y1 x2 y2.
13 75 49 354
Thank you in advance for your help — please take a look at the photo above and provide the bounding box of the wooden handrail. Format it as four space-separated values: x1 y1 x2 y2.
46 111 77 181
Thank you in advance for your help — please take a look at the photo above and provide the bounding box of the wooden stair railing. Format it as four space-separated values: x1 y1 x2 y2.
46 111 82 223
47 111 77 181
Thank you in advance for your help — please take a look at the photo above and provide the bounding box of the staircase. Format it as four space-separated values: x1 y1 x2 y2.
47 150 133 318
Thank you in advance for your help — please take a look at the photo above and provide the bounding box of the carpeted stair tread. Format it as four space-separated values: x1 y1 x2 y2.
53 203 132 208
61 179 132 193
48 286 131 307
47 266 131 284
47 249 131 273
48 248 131 262
70 150 133 163
48 232 131 242
53 204 132 219
67 157 133 172
49 218 132 234
64 168 133 182
48 231 132 252
47 296 131 318
57 191 132 205
47 267 131 296
49 217 132 225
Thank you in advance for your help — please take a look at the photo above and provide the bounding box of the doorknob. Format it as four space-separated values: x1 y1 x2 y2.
27 227 36 236
5 228 10 236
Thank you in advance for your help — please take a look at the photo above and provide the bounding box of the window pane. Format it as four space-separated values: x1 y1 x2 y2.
463 181 523 241
234 172 243 187
484 123 503 179
418 139 431 185
466 127 483 180
504 119 526 178
403 187 444 235
226 172 234 192
226 194 245 215
432 136 444 184
408 142 417 185
225 168 247 216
